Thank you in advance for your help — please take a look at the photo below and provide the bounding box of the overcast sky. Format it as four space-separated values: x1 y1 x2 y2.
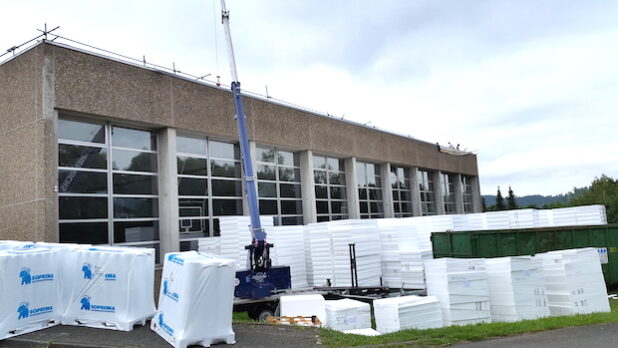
2 0 617 196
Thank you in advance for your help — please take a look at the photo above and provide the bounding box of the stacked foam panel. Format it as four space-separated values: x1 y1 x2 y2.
373 295 443 333
217 216 274 270
305 222 334 287
485 256 550 322
330 220 381 287
197 237 221 255
536 248 610 316
324 299 371 331
508 209 537 229
484 211 511 230
265 226 308 289
399 250 433 289
573 205 607 225
425 258 491 326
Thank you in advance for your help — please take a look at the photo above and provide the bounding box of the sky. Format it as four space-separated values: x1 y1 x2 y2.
2 0 617 196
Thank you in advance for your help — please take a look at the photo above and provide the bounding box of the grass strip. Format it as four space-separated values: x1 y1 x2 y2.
319 299 618 347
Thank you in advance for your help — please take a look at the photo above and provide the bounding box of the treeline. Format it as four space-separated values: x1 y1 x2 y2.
483 174 618 224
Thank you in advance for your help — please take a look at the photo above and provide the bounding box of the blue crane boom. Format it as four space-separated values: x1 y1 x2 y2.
220 0 291 298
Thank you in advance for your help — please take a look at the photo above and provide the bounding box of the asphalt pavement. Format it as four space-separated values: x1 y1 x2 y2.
449 323 618 348
0 322 320 348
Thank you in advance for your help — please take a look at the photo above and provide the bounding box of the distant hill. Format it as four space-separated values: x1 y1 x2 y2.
483 194 570 208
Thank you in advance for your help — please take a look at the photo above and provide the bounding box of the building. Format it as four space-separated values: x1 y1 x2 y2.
0 41 481 262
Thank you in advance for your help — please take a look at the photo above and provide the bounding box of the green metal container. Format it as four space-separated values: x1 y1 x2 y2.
431 224 618 288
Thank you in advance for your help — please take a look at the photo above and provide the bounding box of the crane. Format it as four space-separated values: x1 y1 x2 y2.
219 0 291 301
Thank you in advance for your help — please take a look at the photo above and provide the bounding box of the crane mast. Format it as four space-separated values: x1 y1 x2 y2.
220 0 269 271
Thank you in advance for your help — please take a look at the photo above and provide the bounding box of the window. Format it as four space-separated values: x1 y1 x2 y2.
357 161 383 219
256 146 303 226
462 175 474 213
418 169 436 216
313 155 348 222
442 172 457 214
58 118 160 260
177 135 243 250
390 166 413 217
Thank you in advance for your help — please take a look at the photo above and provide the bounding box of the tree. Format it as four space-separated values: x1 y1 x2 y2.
495 187 506 210
570 174 618 223
507 186 518 209
482 197 487 212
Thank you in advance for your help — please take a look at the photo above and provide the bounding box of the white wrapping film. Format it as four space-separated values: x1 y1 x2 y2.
324 299 371 331
61 246 156 331
151 252 236 348
0 245 62 339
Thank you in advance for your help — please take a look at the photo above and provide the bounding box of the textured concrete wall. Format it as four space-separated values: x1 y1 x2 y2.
51 43 478 176
0 44 58 242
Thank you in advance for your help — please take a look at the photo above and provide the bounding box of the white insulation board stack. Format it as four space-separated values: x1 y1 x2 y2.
305 220 381 287
376 219 432 289
485 256 550 322
266 226 308 289
536 248 610 316
425 258 491 326
279 294 326 325
324 299 371 332
61 246 156 331
197 237 220 255
374 295 443 333
217 216 274 271
152 252 235 348
0 244 61 339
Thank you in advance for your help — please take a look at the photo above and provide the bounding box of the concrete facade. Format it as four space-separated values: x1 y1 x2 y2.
0 41 482 249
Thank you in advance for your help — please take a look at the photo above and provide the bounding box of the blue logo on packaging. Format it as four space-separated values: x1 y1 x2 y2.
167 254 184 266
17 302 53 319
19 267 54 285
162 279 179 302
80 296 115 313
82 263 116 281
157 313 175 336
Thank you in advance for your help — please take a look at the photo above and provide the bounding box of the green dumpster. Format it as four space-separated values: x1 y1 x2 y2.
431 224 618 289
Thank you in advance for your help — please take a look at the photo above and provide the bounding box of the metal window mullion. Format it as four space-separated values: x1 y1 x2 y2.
58 193 108 198
274 151 282 221
207 154 214 237
59 218 108 223
112 217 159 222
111 145 157 154
58 166 108 173
112 194 159 199
112 170 158 176
58 139 107 148
178 174 208 180
105 123 114 245
177 151 208 159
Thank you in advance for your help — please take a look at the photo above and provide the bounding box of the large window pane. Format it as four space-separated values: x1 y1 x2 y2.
281 200 302 215
58 144 107 169
211 160 241 178
113 198 158 218
258 182 277 198
316 201 329 214
315 185 328 199
256 147 275 163
114 220 159 243
58 170 107 194
279 167 300 182
59 197 108 219
331 201 345 214
327 158 340 172
281 216 303 225
177 136 207 155
210 141 239 160
60 222 108 244
112 150 157 172
177 156 208 176
113 174 157 195
313 155 327 169
211 179 243 197
280 184 301 198
259 200 278 215
212 199 242 216
180 240 199 251
330 186 345 199
58 119 105 143
179 198 208 217
178 177 208 196
314 171 327 184
257 164 276 180
277 151 298 166
112 127 156 150
179 218 209 238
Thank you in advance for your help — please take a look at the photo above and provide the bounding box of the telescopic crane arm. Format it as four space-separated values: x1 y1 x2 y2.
220 0 270 272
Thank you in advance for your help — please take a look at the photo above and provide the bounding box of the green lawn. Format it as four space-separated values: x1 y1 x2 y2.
319 299 618 347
